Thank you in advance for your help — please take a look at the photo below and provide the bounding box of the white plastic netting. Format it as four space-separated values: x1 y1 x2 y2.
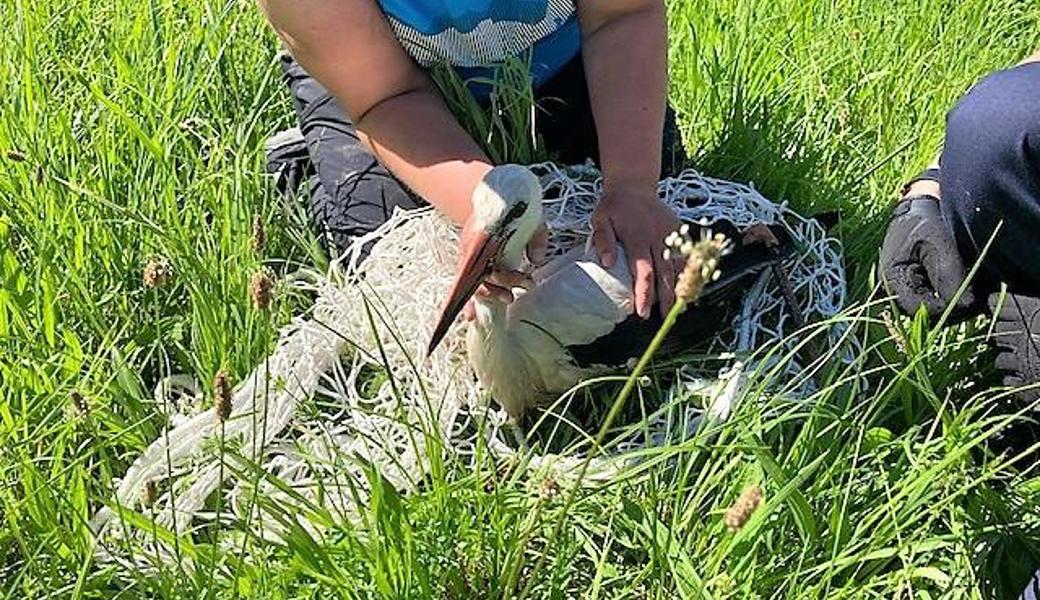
92 163 849 564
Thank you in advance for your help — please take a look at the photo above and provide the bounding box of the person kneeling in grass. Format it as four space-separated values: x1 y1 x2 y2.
881 50 1040 422
259 0 689 319
880 51 1040 598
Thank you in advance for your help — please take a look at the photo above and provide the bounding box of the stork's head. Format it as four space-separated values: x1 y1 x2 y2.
427 164 543 355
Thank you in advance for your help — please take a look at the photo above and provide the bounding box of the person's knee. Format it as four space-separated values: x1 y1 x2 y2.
945 65 1040 182
941 64 1040 292
942 64 1040 229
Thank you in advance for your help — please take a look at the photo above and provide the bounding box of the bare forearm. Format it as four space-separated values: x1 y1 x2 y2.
260 0 490 225
580 2 668 191
357 88 491 224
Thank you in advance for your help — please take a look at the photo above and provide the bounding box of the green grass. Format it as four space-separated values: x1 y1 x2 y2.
2 0 1040 597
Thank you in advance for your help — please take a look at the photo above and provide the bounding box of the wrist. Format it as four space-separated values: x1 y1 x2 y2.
602 173 658 198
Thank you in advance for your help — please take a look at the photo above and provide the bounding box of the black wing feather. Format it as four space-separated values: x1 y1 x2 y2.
565 221 793 369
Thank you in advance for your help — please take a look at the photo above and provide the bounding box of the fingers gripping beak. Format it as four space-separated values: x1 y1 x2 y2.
426 231 503 356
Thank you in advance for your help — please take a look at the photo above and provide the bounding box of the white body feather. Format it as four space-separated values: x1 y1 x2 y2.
468 241 634 419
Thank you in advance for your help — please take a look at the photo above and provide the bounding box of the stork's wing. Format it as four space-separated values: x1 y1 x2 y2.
513 222 794 370
508 243 635 351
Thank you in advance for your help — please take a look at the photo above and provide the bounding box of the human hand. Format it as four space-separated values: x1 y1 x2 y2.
880 195 977 320
591 180 682 318
989 292 1040 406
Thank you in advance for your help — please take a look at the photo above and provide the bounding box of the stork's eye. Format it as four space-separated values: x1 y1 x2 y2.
502 202 528 227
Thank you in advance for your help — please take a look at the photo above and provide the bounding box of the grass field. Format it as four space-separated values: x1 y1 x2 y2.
3 0 1040 597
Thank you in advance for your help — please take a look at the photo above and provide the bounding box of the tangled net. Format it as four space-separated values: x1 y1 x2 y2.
92 163 849 563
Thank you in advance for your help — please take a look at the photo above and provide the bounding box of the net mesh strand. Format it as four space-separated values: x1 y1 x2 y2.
92 164 850 564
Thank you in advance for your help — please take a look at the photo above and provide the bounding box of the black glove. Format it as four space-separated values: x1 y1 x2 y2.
989 292 1040 404
880 196 977 320
986 292 1040 457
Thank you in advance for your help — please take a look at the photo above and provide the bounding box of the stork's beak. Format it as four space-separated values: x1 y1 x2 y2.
426 229 504 356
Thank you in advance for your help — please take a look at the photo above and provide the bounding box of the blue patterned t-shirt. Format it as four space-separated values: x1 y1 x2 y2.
377 0 581 90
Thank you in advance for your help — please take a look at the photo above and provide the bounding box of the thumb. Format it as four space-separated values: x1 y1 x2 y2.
920 238 978 317
918 237 963 300
592 214 617 268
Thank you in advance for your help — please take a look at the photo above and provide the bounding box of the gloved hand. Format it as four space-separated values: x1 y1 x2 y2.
989 292 1040 404
880 196 977 320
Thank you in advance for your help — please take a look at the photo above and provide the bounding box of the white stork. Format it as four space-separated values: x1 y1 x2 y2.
427 165 788 420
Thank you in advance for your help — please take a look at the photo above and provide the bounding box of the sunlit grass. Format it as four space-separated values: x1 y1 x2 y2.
2 0 1040 597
